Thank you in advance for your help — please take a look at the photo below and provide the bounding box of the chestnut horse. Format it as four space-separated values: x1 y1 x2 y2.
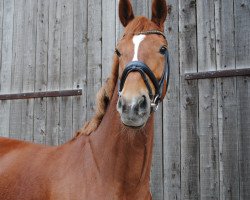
0 0 169 199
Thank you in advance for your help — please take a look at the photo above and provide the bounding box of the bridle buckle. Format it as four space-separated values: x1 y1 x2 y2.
150 95 160 112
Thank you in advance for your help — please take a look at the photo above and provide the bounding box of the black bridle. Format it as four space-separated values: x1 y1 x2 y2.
117 30 170 112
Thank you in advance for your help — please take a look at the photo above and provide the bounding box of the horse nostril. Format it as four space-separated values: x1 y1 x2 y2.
122 104 128 113
117 97 129 113
138 95 147 110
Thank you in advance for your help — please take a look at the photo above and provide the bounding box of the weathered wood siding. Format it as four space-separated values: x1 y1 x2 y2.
0 1 249 199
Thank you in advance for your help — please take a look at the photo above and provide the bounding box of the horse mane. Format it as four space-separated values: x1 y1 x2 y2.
74 55 119 137
74 16 160 137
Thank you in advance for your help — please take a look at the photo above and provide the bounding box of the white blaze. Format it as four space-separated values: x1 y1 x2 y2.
132 35 146 61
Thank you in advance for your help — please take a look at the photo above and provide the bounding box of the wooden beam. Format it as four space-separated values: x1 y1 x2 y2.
0 89 82 100
185 68 250 80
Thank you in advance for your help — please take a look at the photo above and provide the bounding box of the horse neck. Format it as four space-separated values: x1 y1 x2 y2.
86 86 155 194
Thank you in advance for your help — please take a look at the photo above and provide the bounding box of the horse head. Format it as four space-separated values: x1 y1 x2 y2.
116 0 169 128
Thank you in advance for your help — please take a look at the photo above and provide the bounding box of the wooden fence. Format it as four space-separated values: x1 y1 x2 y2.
0 0 249 199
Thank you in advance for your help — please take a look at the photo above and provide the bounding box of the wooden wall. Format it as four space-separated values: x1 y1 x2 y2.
0 0 249 199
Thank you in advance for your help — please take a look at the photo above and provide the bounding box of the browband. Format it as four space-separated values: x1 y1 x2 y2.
138 30 166 39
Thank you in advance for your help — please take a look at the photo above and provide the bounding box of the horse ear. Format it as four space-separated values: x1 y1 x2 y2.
119 0 135 27
151 0 168 29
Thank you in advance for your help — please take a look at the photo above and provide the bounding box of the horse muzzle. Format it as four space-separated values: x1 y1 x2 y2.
117 93 151 128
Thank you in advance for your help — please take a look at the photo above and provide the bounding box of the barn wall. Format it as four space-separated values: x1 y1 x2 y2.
0 0 249 199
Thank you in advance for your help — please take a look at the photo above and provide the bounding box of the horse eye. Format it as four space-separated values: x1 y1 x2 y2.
159 46 167 55
115 48 121 57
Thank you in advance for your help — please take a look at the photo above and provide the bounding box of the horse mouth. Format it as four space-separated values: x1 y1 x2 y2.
121 118 146 129
123 123 145 129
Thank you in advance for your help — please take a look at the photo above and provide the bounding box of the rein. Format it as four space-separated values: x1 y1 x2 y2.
117 30 170 112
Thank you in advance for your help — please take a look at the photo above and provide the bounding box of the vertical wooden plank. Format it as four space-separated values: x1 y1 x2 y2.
237 77 250 200
163 0 181 199
102 0 116 83
59 0 73 144
0 0 3 72
197 0 219 199
72 0 87 132
234 1 250 199
9 0 26 140
46 0 61 145
234 0 250 68
87 0 102 121
217 79 238 200
179 0 199 199
0 0 14 137
131 0 150 17
147 0 153 20
34 0 49 144
151 104 164 200
215 0 236 69
21 0 37 141
215 0 239 199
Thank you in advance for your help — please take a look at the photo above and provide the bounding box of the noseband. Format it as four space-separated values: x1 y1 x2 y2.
117 30 170 112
